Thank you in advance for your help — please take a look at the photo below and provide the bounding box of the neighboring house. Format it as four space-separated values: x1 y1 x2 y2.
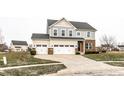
118 45 124 51
0 44 8 52
31 18 97 55
10 40 28 52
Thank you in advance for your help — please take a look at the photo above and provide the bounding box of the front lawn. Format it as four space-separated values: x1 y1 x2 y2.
0 52 59 67
105 62 124 67
84 52 124 61
0 64 66 76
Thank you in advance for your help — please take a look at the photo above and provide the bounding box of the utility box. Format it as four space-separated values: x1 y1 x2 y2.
3 56 7 65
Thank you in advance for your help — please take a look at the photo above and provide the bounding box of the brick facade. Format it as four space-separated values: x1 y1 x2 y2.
85 40 95 51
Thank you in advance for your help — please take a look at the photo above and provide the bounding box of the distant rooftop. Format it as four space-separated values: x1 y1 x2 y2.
31 33 49 39
11 40 28 46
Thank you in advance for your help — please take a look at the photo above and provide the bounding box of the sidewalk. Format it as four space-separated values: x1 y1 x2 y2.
0 63 63 71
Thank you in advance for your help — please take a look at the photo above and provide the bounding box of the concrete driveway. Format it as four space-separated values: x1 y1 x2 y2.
35 55 124 76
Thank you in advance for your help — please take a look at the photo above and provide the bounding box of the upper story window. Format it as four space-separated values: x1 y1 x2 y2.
87 32 91 37
53 29 58 36
61 30 65 36
77 32 80 36
69 30 72 36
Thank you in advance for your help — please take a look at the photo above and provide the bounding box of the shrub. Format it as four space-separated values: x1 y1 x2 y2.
112 48 119 51
76 51 80 55
101 50 107 53
30 48 36 55
85 50 99 54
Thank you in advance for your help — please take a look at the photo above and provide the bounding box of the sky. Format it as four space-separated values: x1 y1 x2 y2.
0 0 124 46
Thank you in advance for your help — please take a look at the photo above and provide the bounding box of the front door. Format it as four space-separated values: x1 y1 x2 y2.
78 41 83 52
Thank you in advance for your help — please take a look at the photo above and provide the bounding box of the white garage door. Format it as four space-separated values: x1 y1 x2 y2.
54 45 75 54
36 45 48 54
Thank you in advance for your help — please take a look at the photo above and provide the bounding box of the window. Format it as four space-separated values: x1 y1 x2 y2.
42 45 47 47
87 32 91 37
85 43 89 49
77 32 80 36
61 30 65 36
70 45 74 47
54 29 57 36
15 47 21 48
85 43 92 49
89 43 92 49
65 45 69 47
60 45 64 47
54 45 58 47
36 45 41 47
69 30 72 36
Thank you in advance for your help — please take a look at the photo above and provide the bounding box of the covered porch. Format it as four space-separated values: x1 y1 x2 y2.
77 41 85 54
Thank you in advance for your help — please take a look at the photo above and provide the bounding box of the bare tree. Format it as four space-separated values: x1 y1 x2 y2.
100 35 116 51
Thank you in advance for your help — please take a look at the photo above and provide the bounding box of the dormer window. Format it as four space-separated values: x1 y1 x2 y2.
54 29 57 36
69 30 72 36
61 30 65 36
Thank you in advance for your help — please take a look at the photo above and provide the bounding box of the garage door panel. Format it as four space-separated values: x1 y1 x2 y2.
36 47 48 54
54 47 75 54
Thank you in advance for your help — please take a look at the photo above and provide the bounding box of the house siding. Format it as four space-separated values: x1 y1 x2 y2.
32 18 97 54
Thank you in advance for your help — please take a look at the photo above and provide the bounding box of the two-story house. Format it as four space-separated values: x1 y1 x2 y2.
10 40 28 52
31 18 97 54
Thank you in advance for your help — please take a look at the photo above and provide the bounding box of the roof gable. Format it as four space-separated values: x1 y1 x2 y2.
48 18 76 29
47 18 97 31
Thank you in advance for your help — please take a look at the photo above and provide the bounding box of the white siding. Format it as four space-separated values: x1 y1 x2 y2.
32 40 50 48
54 19 75 28
76 30 95 40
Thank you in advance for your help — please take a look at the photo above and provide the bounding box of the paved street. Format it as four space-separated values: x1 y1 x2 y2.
35 55 124 76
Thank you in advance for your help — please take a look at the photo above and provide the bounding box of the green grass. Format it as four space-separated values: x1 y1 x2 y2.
84 52 124 61
105 62 124 67
0 64 66 76
0 52 59 67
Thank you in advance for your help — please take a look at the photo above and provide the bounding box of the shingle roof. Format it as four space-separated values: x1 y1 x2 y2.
31 33 49 39
12 40 28 46
118 45 124 47
31 33 84 40
47 19 97 31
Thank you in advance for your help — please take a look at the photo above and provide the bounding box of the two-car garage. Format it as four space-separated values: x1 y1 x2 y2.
32 35 82 55
35 44 76 54
53 45 75 54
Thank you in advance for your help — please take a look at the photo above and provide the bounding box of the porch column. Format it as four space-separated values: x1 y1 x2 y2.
83 40 85 54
